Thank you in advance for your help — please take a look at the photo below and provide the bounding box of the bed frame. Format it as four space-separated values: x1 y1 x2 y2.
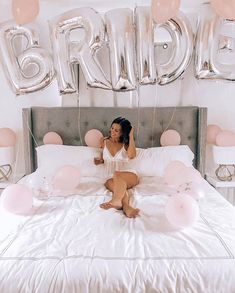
22 106 207 176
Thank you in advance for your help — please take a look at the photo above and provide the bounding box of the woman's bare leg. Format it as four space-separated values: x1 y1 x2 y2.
122 191 139 218
100 171 139 212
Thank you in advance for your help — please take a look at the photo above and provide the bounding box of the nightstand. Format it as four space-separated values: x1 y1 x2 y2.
206 173 235 206
0 173 25 195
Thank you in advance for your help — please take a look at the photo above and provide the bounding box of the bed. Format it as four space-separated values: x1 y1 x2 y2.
0 106 235 293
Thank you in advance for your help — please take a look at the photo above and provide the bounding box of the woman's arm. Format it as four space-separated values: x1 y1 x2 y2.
94 137 105 165
126 127 136 159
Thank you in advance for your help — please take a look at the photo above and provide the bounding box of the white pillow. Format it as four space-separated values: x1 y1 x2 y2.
129 145 194 177
35 144 194 180
36 144 104 178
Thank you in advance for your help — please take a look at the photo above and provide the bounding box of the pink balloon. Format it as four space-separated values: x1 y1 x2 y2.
210 0 235 20
43 132 63 145
164 164 202 187
0 128 17 147
12 0 39 25
165 193 199 228
206 124 221 144
52 165 80 191
160 129 181 147
85 129 103 148
151 0 180 24
181 167 203 184
2 184 33 214
164 161 186 185
177 182 204 200
215 130 235 146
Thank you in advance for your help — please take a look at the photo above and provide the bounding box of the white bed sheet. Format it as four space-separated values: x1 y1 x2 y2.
0 176 235 293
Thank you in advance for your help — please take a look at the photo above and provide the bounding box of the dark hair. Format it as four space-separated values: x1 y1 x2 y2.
110 117 132 145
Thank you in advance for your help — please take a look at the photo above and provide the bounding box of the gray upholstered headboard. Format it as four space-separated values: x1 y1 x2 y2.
22 106 207 176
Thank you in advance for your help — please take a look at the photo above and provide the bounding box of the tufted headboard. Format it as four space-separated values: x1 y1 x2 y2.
22 106 207 176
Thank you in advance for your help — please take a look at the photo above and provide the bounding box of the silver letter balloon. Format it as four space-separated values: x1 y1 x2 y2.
135 6 157 85
105 8 136 91
195 5 235 81
155 12 193 85
0 21 54 95
0 6 206 95
49 8 111 95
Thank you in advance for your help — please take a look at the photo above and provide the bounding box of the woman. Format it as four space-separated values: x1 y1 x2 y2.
94 117 139 218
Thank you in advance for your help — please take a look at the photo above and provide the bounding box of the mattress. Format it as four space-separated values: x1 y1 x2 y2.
0 176 235 293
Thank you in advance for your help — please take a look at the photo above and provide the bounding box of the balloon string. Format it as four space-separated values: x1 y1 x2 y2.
77 97 83 146
113 91 118 107
12 137 20 184
162 78 181 132
22 110 39 148
136 84 141 147
163 107 177 133
151 84 158 147
20 110 39 179
178 77 183 106
76 65 80 108
75 65 83 146
129 90 133 108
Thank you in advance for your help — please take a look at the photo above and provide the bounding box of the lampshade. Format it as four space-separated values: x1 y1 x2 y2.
0 146 15 166
212 145 235 165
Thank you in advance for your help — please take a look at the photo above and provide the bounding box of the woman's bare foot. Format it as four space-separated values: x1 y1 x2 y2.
123 206 140 218
100 199 122 210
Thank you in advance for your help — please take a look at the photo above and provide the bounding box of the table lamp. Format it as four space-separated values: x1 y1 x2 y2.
213 145 235 181
0 146 15 181
0 128 17 181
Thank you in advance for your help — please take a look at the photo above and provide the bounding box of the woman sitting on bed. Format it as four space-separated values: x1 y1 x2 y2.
94 117 139 218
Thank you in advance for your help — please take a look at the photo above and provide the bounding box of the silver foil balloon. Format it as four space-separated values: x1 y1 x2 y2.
0 21 54 95
155 12 194 85
135 6 156 85
105 8 136 91
195 6 235 81
49 8 111 95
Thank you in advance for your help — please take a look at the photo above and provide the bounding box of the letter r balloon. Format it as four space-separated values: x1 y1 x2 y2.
49 8 111 95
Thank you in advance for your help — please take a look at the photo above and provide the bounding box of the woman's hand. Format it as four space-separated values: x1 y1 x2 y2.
127 126 136 159
94 157 104 165
129 127 134 139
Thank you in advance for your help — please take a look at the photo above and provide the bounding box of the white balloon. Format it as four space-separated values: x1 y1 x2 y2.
0 21 54 95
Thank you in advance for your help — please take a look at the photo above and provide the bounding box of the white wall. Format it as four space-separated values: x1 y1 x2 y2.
0 0 233 176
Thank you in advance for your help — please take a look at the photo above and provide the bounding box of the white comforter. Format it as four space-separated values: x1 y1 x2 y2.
0 176 235 293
